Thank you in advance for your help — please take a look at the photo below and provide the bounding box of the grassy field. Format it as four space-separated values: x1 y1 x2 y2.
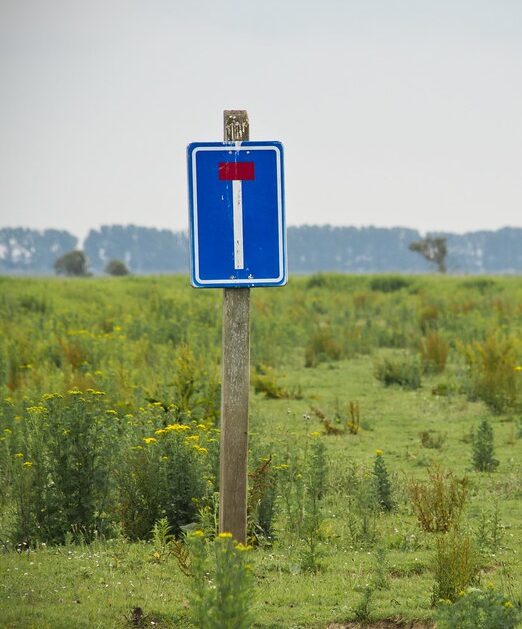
0 274 521 628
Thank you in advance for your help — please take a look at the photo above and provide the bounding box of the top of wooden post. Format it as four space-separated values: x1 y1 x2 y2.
224 110 249 142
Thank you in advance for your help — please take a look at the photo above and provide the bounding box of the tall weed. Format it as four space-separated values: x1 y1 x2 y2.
374 353 422 389
436 586 522 629
116 418 217 539
408 465 468 533
12 390 119 544
472 419 499 472
462 335 520 413
419 331 449 373
432 529 479 604
187 531 254 629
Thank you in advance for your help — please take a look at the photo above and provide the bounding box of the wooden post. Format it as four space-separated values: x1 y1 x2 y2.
219 110 250 543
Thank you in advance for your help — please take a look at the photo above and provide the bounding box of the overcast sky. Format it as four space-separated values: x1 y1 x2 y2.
1 0 521 241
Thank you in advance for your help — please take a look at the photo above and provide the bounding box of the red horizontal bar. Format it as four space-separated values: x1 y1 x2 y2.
218 161 255 181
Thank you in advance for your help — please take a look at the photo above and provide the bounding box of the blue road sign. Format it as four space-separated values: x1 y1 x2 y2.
187 141 286 288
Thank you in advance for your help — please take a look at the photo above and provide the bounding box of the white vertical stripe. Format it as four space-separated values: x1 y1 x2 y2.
232 179 244 270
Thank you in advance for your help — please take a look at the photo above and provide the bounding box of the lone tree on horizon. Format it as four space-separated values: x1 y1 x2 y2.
409 237 448 273
54 250 90 277
105 259 130 276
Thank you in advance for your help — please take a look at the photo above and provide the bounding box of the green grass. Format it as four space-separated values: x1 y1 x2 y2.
1 274 521 627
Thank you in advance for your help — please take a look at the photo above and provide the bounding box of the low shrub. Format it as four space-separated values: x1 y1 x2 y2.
432 530 480 604
11 390 119 545
188 531 254 629
247 455 278 544
304 326 342 368
462 335 520 414
374 353 422 389
408 465 468 533
373 450 394 511
370 276 411 293
436 587 521 628
116 420 217 539
419 303 439 334
251 364 290 399
419 331 449 373
472 419 499 472
419 430 447 450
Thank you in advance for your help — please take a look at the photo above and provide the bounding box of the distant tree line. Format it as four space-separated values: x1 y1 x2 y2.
1 224 521 275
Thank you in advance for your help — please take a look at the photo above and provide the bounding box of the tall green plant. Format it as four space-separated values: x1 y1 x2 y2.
188 531 254 629
408 465 468 533
462 335 519 413
432 530 479 604
116 419 215 539
13 390 119 544
436 587 522 629
472 419 499 472
373 450 394 512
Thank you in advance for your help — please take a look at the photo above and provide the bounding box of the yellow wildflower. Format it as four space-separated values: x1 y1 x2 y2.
310 431 321 438
235 543 252 552
504 601 513 608
143 437 157 445
375 449 384 456
15 452 24 458
155 429 167 436
185 435 199 442
218 532 233 539
165 423 189 432
67 389 82 395
26 405 46 413
192 530 205 538
42 393 63 401
23 461 33 468
514 366 522 371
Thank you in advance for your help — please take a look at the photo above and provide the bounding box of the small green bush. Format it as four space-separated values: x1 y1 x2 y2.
420 331 449 373
188 531 254 629
374 354 422 389
247 454 278 544
304 326 342 368
436 587 521 628
300 437 328 571
12 390 119 544
116 420 216 539
251 364 289 399
462 335 520 413
472 419 499 472
432 530 480 604
419 430 447 449
373 450 394 511
408 465 468 533
370 276 411 293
